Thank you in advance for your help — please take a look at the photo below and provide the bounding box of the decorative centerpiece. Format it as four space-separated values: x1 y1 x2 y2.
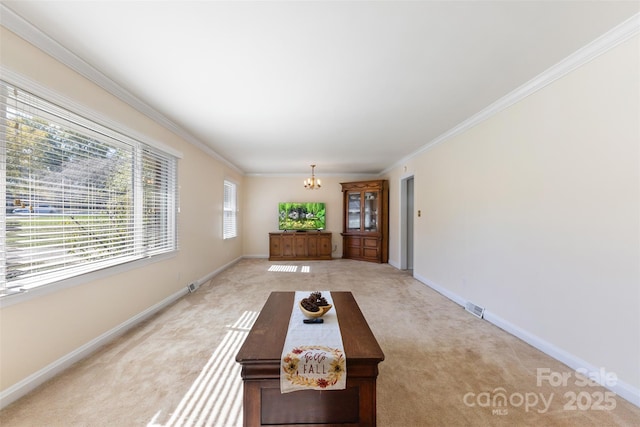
299 291 333 318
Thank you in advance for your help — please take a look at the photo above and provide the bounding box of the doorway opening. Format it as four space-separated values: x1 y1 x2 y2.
400 176 414 272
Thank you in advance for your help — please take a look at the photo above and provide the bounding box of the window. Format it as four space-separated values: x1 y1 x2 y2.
223 180 237 239
0 80 178 295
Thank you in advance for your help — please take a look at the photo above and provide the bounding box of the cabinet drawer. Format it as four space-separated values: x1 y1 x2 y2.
346 237 361 247
363 238 378 248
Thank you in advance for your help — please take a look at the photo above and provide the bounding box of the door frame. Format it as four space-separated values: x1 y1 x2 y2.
400 175 414 271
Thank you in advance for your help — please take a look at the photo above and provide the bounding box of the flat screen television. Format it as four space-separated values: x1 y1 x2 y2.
278 202 326 231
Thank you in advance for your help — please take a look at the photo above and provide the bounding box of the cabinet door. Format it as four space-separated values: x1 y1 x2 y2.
269 235 282 257
294 234 307 257
347 192 361 231
363 191 379 232
307 235 318 257
282 234 295 257
318 234 332 257
362 237 380 260
344 235 361 258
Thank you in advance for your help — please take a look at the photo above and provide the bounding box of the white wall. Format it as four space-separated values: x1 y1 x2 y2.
385 34 640 398
2 18 639 411
243 174 376 258
0 28 244 395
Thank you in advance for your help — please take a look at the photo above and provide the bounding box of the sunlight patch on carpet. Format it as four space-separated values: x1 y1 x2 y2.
268 264 298 272
268 265 311 273
148 310 258 427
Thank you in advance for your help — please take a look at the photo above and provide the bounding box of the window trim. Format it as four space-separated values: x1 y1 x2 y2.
1 69 181 301
0 67 183 160
0 251 177 308
223 179 238 240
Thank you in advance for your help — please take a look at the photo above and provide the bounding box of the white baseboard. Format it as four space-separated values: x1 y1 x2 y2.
413 273 640 408
0 287 187 409
414 272 466 307
0 260 240 410
195 256 243 285
483 310 640 408
244 255 342 260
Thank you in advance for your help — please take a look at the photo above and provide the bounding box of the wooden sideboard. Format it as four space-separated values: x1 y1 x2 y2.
269 232 332 261
236 291 385 426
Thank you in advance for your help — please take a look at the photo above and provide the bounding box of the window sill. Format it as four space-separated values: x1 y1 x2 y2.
0 251 178 309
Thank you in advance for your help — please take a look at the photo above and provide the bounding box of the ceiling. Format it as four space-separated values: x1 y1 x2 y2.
3 1 639 175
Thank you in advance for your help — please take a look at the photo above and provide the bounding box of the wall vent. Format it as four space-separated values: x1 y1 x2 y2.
187 282 198 293
465 302 485 319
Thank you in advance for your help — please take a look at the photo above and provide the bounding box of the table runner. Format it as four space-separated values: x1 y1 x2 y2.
280 291 347 393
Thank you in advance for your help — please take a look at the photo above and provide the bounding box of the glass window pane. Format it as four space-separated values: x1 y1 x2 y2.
1 80 177 293
223 180 237 239
364 191 378 231
347 192 361 230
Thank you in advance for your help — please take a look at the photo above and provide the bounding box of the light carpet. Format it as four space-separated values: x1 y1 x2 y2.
1 259 639 426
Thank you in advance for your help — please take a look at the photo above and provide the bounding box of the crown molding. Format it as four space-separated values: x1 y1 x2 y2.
2 3 637 178
0 4 244 175
382 12 640 176
245 172 376 178
0 66 185 160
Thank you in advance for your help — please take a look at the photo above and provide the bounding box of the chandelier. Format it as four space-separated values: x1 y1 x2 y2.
303 164 322 189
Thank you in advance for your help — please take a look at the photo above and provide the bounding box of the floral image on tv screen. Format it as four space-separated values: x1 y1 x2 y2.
278 202 326 230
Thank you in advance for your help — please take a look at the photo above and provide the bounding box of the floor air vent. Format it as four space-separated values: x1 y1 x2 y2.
465 302 485 319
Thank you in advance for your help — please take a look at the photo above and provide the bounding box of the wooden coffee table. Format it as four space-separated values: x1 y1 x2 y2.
236 291 385 426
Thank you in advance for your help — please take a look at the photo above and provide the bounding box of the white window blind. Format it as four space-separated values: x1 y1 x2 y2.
0 80 177 293
223 180 237 239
